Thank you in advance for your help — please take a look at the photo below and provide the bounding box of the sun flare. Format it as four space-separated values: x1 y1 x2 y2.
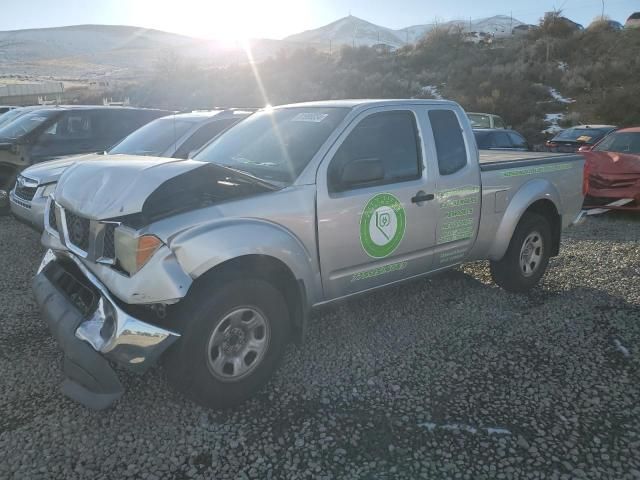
130 0 310 42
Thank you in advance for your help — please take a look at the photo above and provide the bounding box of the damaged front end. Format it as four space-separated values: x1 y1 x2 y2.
34 249 180 409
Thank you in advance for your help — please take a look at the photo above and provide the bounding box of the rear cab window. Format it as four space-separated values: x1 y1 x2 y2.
429 110 468 175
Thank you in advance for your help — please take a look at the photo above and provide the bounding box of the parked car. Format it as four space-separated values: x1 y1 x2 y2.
467 112 507 129
545 125 616 153
10 109 252 230
474 129 529 151
581 127 640 206
0 105 172 192
34 99 585 410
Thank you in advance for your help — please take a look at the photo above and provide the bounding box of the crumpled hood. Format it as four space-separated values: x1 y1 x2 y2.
585 150 640 175
55 155 278 223
21 153 101 185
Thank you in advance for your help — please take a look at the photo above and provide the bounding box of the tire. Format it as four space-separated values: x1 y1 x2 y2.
490 212 552 293
165 274 290 409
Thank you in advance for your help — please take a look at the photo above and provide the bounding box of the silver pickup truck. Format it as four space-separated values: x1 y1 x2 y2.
34 100 585 410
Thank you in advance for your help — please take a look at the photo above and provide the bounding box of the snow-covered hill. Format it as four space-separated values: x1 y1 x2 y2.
286 15 527 47
284 15 405 48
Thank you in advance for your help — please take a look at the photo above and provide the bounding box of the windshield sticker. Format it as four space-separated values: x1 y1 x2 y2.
351 261 408 282
576 135 592 142
501 163 572 178
292 112 329 123
360 193 406 258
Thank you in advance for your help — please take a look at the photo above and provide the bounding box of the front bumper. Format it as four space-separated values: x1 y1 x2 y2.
33 249 180 409
9 187 47 231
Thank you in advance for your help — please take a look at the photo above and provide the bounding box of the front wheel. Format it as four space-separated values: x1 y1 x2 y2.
490 213 552 293
165 275 290 409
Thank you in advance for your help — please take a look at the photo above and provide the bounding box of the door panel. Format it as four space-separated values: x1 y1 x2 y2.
316 107 439 300
425 108 482 268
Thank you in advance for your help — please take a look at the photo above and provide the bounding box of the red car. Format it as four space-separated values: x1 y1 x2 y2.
580 127 640 207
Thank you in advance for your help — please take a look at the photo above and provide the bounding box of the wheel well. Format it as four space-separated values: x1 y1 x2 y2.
0 164 18 191
193 255 307 341
524 199 561 256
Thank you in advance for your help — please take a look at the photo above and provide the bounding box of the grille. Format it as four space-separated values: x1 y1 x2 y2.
103 224 116 259
64 211 91 252
14 181 37 201
48 204 58 233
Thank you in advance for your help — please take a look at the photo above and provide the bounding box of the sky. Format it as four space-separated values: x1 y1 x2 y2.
0 0 637 40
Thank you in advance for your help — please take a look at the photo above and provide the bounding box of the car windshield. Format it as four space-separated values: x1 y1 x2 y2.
194 107 350 184
553 127 612 143
468 114 492 128
108 116 194 156
594 132 640 154
0 110 56 139
0 108 33 129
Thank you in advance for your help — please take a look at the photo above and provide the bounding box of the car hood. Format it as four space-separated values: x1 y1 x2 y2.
20 153 101 185
55 155 279 223
585 150 640 174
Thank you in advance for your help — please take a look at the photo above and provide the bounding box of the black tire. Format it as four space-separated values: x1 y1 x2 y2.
490 213 552 293
165 273 290 409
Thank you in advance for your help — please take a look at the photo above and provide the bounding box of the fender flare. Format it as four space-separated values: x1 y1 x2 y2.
487 179 562 261
168 218 321 305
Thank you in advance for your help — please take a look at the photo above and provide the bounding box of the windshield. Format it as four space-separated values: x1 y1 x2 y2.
468 113 491 128
553 127 613 143
0 110 57 139
108 116 194 156
594 132 640 154
0 108 32 129
194 107 350 184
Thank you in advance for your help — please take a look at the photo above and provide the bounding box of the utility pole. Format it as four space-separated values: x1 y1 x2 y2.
601 0 605 19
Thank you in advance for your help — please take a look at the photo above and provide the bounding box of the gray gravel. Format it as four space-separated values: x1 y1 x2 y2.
1 212 639 479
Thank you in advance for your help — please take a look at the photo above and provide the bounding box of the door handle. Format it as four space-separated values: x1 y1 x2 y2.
411 192 435 204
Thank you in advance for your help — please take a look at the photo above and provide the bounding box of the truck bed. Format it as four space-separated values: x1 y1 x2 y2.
479 150 583 171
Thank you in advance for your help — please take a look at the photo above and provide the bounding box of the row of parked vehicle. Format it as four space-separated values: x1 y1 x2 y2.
469 112 640 208
1 105 639 231
3 98 637 410
0 105 253 227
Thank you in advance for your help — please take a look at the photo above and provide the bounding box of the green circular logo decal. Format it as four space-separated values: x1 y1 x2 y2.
360 193 406 258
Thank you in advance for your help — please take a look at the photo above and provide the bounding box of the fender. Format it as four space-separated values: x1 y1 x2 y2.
168 218 322 305
487 178 562 261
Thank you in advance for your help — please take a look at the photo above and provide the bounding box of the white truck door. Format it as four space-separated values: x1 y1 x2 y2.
424 107 482 268
316 106 440 300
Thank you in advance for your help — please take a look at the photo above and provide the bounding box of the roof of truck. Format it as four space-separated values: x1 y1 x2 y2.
274 99 459 109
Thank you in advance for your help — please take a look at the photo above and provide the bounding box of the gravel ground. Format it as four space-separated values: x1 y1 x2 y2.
0 213 639 480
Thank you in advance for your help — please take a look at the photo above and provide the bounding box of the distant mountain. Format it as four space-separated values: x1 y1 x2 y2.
284 15 405 48
286 15 526 47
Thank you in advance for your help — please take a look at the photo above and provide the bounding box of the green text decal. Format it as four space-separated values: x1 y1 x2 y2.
501 163 572 178
360 193 406 258
351 261 408 282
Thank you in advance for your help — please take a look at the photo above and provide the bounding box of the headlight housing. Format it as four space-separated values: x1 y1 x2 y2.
41 183 57 198
114 227 163 276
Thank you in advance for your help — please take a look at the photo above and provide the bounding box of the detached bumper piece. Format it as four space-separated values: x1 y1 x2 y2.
33 250 180 409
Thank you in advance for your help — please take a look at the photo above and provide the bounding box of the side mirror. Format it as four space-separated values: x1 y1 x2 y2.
578 145 592 152
340 158 385 188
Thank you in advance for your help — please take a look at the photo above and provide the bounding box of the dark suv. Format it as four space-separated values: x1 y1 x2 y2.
0 106 171 190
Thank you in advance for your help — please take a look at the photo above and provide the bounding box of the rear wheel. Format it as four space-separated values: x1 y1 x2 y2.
490 213 552 293
165 274 290 409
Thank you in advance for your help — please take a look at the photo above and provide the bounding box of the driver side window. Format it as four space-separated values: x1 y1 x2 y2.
328 111 422 193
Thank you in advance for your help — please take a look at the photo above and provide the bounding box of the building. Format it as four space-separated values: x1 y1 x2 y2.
0 82 64 106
